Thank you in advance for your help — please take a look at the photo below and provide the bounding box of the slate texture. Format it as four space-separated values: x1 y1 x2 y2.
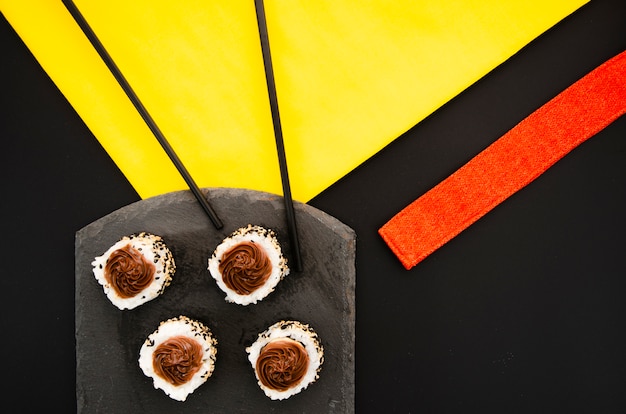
75 188 355 413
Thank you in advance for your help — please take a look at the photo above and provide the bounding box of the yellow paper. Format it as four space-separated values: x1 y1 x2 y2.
1 0 587 201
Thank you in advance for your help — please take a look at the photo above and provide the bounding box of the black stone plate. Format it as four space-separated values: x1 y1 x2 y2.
75 188 355 413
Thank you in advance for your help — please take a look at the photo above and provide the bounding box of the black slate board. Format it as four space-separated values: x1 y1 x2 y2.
75 188 356 413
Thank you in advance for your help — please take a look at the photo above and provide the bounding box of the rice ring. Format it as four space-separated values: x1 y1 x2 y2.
246 320 324 400
208 225 289 305
138 316 218 402
92 232 175 310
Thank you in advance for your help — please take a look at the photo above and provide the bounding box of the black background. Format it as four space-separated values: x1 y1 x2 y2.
2 1 626 412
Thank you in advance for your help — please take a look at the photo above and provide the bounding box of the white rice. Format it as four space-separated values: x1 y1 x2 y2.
92 232 175 310
138 316 218 402
208 225 289 305
246 320 324 400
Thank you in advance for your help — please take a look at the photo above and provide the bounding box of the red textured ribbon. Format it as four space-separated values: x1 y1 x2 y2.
379 50 626 270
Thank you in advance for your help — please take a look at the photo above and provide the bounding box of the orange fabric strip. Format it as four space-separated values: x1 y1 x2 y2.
379 50 626 270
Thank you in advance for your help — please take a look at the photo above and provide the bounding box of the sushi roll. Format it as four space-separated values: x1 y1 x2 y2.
246 320 324 400
208 225 289 305
92 232 175 310
138 315 218 402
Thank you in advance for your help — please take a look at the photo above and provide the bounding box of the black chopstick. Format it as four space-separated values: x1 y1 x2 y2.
62 0 223 230
254 0 303 272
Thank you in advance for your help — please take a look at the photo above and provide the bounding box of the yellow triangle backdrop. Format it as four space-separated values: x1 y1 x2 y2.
1 0 587 201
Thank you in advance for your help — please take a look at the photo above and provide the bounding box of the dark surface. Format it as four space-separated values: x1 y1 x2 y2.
2 0 626 412
75 188 355 413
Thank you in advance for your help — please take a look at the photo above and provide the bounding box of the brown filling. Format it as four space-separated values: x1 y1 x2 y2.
219 241 272 295
256 338 309 391
153 336 203 386
104 244 155 298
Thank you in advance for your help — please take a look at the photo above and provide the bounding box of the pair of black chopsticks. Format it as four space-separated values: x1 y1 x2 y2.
62 0 302 272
